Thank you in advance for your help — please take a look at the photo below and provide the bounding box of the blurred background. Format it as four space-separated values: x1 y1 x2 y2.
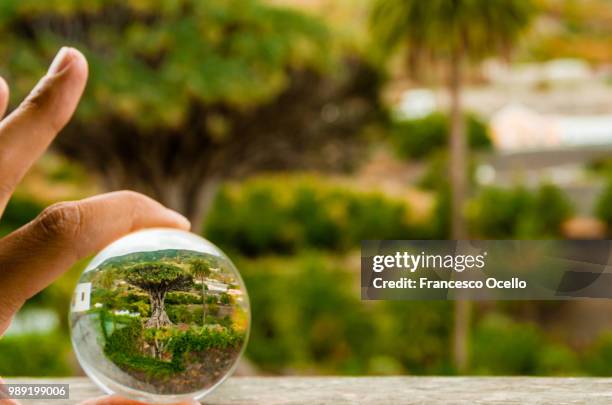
1 0 612 377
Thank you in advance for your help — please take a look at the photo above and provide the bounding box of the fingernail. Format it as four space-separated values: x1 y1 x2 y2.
167 209 191 230
47 47 74 75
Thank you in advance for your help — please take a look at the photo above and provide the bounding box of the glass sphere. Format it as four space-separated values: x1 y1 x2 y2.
69 228 250 404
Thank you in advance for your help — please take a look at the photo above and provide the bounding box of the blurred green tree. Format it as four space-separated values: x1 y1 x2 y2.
391 113 490 160
369 0 537 372
0 0 380 231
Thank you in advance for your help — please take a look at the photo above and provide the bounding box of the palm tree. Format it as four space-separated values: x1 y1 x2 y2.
370 0 536 372
190 259 212 325
97 268 116 291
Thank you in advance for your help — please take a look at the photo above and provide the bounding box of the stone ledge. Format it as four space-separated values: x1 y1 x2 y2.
6 376 612 404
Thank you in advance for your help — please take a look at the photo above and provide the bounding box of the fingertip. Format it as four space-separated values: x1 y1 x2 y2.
0 76 9 117
47 47 88 79
0 76 8 94
65 47 89 82
165 209 192 231
106 191 190 231
55 47 89 99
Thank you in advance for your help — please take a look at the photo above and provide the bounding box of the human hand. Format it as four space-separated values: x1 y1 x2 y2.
0 47 192 403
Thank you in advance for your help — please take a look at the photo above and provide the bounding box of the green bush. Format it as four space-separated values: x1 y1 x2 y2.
596 178 612 230
166 305 193 324
418 151 448 191
167 327 244 356
291 186 343 249
166 292 202 305
586 157 612 178
471 314 543 375
206 176 423 255
208 303 220 316
219 293 232 305
519 184 573 237
468 183 573 238
390 113 491 160
375 300 454 374
239 253 453 374
124 292 150 304
536 344 580 376
127 301 150 317
104 322 244 379
166 305 205 325
0 332 71 376
91 289 151 316
104 321 182 377
468 186 532 238
584 333 612 376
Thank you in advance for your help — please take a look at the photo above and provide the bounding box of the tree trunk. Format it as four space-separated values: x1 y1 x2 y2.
157 177 220 235
190 178 220 235
448 47 470 374
449 52 467 240
146 289 172 328
201 277 207 325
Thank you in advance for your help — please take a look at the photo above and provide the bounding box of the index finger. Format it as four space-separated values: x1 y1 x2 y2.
0 47 88 213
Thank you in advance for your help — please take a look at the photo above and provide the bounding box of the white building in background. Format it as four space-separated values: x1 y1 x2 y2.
395 89 438 120
490 103 612 151
490 103 559 150
483 58 593 87
71 282 92 312
194 278 229 294
555 115 612 147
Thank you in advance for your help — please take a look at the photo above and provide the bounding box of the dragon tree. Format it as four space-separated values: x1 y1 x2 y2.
125 263 193 328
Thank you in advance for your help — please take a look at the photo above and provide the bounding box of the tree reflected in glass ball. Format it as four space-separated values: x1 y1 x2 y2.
70 228 250 404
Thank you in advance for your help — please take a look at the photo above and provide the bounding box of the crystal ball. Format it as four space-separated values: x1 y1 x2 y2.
69 228 250 403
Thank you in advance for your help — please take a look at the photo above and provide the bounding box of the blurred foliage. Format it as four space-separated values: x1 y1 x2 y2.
467 183 573 238
0 193 44 237
471 314 542 375
587 157 612 178
369 0 536 77
239 253 453 374
0 173 602 378
584 333 612 376
471 314 580 376
0 332 72 376
0 0 332 127
595 177 612 231
525 0 612 63
103 318 244 378
390 113 491 160
0 0 381 228
206 175 438 256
